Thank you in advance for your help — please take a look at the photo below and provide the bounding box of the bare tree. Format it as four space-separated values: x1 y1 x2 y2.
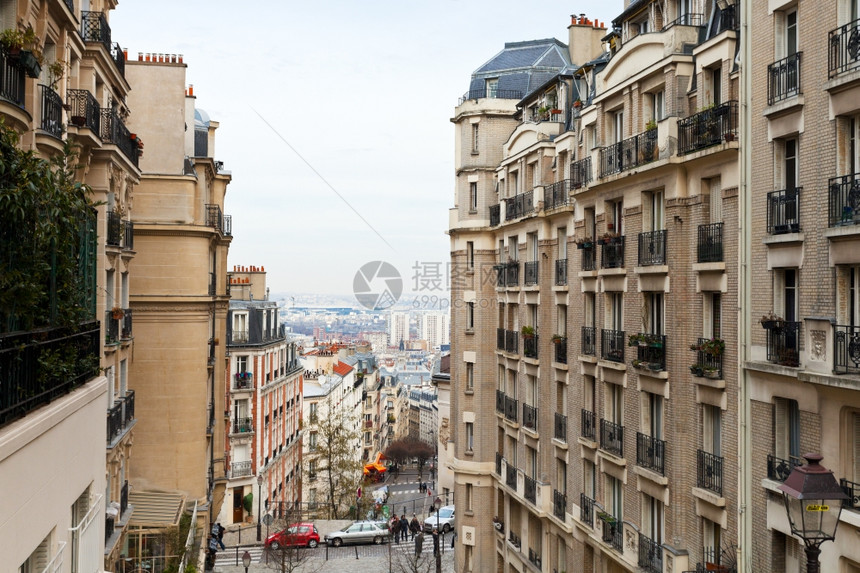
263 507 324 573
384 438 435 479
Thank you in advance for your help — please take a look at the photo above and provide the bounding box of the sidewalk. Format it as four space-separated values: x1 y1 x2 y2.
219 519 354 548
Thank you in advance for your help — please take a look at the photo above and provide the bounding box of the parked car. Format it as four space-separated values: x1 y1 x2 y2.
424 506 455 533
265 522 320 549
324 521 390 546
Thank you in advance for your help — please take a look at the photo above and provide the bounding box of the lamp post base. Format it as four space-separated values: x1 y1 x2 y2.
805 544 821 573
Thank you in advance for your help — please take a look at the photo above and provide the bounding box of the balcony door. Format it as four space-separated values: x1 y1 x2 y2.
703 405 721 457
647 393 663 441
774 397 800 464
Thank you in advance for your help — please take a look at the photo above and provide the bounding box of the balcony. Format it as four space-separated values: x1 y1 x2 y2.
205 204 231 235
581 245 597 271
504 395 518 423
764 320 801 367
766 187 801 234
600 419 624 457
100 109 139 167
663 12 704 29
505 190 534 221
554 412 567 441
68 89 101 133
231 460 253 478
841 478 860 511
582 326 596 356
829 18 860 78
638 230 667 266
233 372 253 391
505 329 519 354
546 179 572 209
678 101 738 155
121 309 133 339
835 324 860 374
767 453 802 482
697 223 724 263
598 128 658 178
554 337 567 363
107 390 135 446
828 174 860 227
105 310 120 344
81 11 113 53
554 258 567 286
0 46 26 107
523 260 539 286
601 329 625 363
232 417 254 434
692 337 724 379
39 84 63 138
638 533 663 573
636 432 666 475
631 333 667 371
495 452 503 476
107 211 123 247
768 52 802 105
522 403 537 431
506 464 517 489
696 449 723 495
495 261 520 287
600 236 625 269
581 409 596 440
523 334 538 359
489 204 500 226
571 156 592 189
458 88 523 105
599 513 623 552
523 474 537 504
553 489 566 520
580 494 595 527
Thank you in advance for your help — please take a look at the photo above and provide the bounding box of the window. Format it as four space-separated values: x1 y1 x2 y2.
645 392 664 440
710 66 722 106
607 292 623 331
703 518 722 565
466 241 474 269
606 383 623 424
646 190 664 231
469 182 478 211
583 459 596 497
785 9 798 57
650 91 665 122
556 459 568 494
472 123 479 153
613 110 624 143
486 78 499 98
20 534 52 573
527 445 537 477
642 493 663 543
703 405 722 457
466 302 474 329
557 305 567 337
466 422 474 451
784 138 798 191
606 475 623 520
308 432 318 451
708 177 722 223
607 198 623 234
466 362 474 391
646 293 664 335
706 293 722 338
466 483 473 511
558 226 567 259
584 375 596 413
774 398 800 464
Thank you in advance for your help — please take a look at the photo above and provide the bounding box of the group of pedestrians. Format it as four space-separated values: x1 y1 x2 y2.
204 522 225 571
390 513 422 543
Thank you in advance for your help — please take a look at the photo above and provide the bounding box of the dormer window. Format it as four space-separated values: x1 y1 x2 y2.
486 78 499 98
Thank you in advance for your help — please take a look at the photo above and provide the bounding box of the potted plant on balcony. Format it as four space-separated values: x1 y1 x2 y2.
537 106 550 121
645 119 658 132
521 325 536 339
47 59 65 89
700 337 725 355
575 236 594 249
573 98 582 109
760 312 785 331
1 26 43 78
689 364 704 376
551 334 565 344
111 306 125 320
703 366 720 379
628 333 647 347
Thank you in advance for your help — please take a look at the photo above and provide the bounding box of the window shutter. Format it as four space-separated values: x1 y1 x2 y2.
774 399 787 459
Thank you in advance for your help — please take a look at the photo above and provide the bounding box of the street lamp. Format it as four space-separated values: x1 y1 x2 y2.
241 550 251 573
434 496 442 573
257 474 263 542
778 453 848 573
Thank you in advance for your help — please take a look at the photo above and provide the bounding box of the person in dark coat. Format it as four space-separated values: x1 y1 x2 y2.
414 530 424 557
409 514 420 541
399 514 409 543
431 528 440 557
392 516 400 543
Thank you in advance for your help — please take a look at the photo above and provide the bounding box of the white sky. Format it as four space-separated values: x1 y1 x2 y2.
112 1 621 296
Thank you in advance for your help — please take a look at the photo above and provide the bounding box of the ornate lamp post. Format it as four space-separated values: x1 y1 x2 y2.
778 453 848 573
256 474 264 542
241 550 251 573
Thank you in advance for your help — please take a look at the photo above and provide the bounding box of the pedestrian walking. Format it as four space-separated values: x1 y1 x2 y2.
213 522 226 550
399 514 409 544
410 514 420 541
414 530 424 557
432 528 440 557
391 516 400 543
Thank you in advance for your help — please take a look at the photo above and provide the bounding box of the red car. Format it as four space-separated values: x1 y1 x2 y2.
265 522 320 549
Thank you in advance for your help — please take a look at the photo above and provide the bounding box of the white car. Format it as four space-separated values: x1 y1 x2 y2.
424 506 455 533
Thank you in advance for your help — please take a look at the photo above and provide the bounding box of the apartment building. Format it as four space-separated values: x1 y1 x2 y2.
449 5 740 572
0 0 142 569
222 266 303 526
124 55 232 547
743 0 860 571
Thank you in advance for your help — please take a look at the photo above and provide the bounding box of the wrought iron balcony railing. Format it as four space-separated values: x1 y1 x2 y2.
523 260 538 285
764 320 801 367
582 245 597 271
634 333 667 371
636 432 666 475
205 203 229 234
601 236 625 269
841 478 860 510
580 494 595 527
100 109 138 167
767 453 802 482
697 449 723 495
600 418 624 457
81 11 112 53
767 52 802 105
766 187 801 234
121 309 133 339
523 474 537 504
697 222 723 263
554 258 567 286
829 18 860 78
67 89 101 133
107 210 123 247
231 460 253 478
678 100 738 155
599 128 658 177
571 156 592 189
582 326 596 356
489 204 500 226
522 403 537 430
505 329 519 354
554 412 567 441
105 310 119 344
546 179 572 209
835 324 860 374
504 395 518 423
505 190 534 220
663 12 704 29
638 533 663 573
523 334 538 359
638 229 667 266
110 42 125 77
554 337 567 363
553 489 566 520
601 328 625 363
232 417 254 434
581 409 596 440
828 174 860 227
600 514 623 551
506 463 517 489
39 85 63 138
458 88 523 106
495 261 520 287
694 337 723 379
0 46 25 107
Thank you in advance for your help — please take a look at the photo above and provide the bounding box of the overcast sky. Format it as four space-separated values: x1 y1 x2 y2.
112 1 620 296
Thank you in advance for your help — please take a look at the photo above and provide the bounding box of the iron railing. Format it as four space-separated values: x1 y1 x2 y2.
39 85 63 138
489 204 500 226
100 109 138 167
678 100 738 155
601 328 625 363
580 494 594 526
767 453 802 482
495 262 519 287
105 310 119 344
697 449 723 494
767 52 802 105
554 412 567 441
600 514 623 551
107 211 123 247
636 432 666 475
554 337 567 363
120 480 129 517
67 89 101 132
523 261 539 286
598 129 658 177
506 464 517 489
835 324 860 374
505 191 534 220
523 334 538 359
523 403 537 430
107 390 135 445
695 337 723 379
662 12 704 29
505 395 518 423
571 156 592 189
841 478 860 510
524 475 537 504
0 322 100 426
232 417 253 434
546 180 572 209
458 88 523 105
829 18 860 78
764 320 801 367
601 236 625 269
697 222 723 263
581 245 597 271
719 3 739 31
206 203 226 233
527 548 541 568
581 409 596 440
634 333 667 371
766 187 801 234
121 309 133 339
582 326 596 356
0 47 25 107
81 11 112 53
827 174 860 227
231 460 253 478
553 489 566 520
638 229 667 266
505 330 519 354
554 259 567 286
638 533 663 573
600 419 624 457
110 42 125 77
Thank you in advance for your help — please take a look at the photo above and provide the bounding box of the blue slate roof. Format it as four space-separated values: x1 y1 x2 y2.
468 38 571 97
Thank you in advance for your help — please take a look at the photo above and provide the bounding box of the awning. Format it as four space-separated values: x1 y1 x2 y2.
128 491 186 528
